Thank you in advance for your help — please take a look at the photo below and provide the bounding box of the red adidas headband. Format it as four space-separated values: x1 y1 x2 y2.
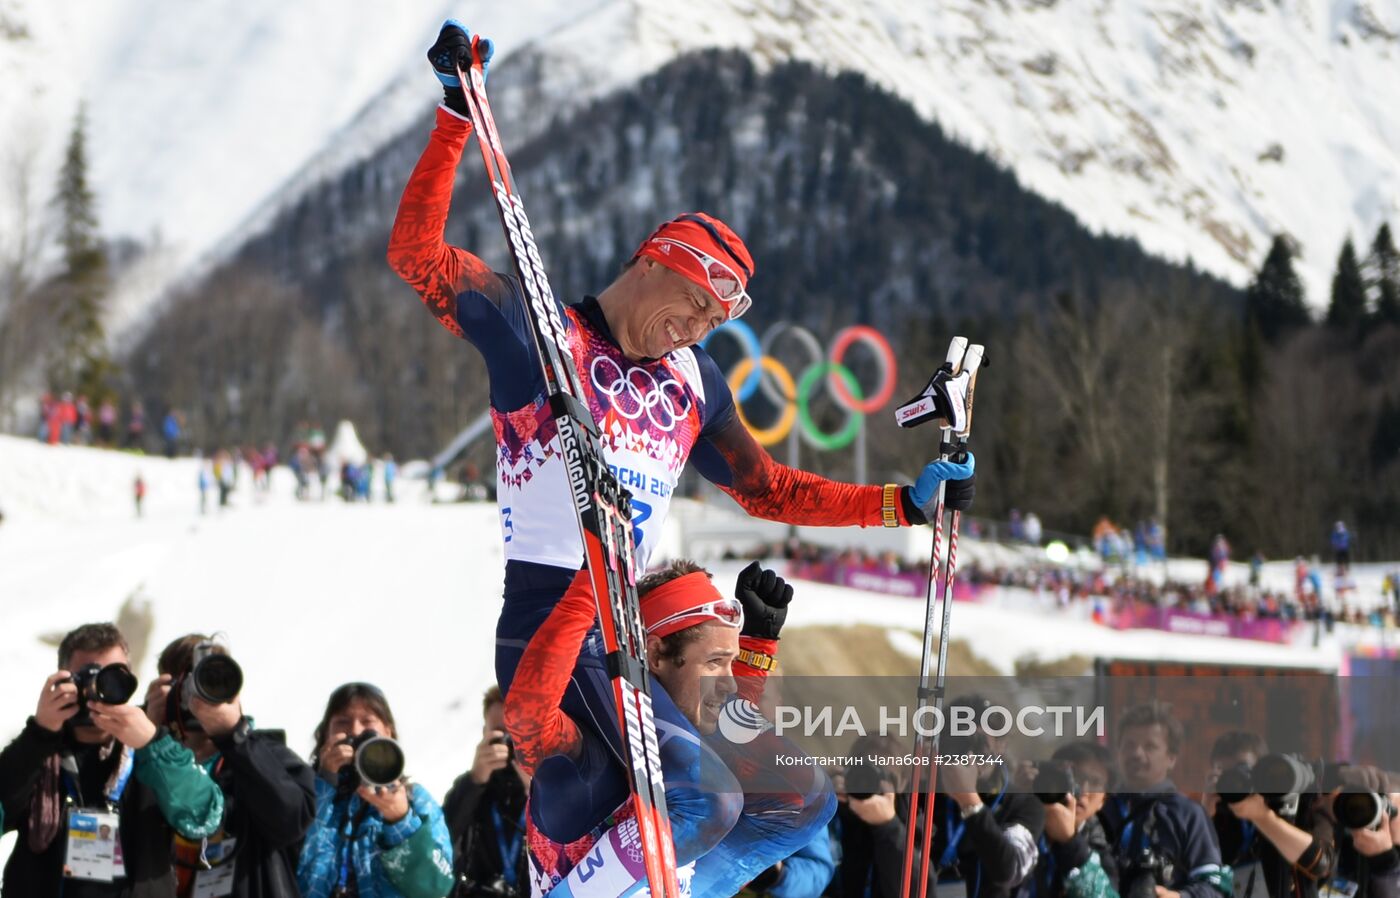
640 572 744 639
632 213 755 318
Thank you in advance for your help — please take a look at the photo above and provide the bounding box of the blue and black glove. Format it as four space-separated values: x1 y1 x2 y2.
735 561 793 641
427 19 494 117
903 451 976 523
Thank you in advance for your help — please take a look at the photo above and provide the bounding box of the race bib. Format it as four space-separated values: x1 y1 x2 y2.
64 808 120 882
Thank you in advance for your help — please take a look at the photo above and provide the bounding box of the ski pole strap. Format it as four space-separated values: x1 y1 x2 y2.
882 484 902 527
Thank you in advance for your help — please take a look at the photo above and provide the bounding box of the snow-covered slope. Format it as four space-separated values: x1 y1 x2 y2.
3 1 1397 336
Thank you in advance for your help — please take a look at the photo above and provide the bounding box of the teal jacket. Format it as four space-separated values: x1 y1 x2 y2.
132 729 226 838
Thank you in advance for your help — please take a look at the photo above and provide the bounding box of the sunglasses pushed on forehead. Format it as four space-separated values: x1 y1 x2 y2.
649 596 745 635
651 237 753 320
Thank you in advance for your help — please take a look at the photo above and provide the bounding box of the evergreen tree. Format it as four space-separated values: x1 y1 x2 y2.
1245 235 1310 341
50 104 113 398
1367 222 1400 325
1326 237 1366 329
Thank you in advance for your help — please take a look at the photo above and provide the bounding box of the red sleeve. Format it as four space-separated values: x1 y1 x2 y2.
708 417 910 527
503 570 595 774
386 106 501 339
734 636 777 704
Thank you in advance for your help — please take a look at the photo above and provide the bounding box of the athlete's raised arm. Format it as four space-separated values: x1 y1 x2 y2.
387 20 504 338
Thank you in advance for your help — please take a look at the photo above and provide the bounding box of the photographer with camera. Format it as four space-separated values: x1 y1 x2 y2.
1204 732 1268 824
298 682 454 898
1330 768 1400 898
0 622 225 897
148 634 316 897
1203 732 1337 898
443 685 528 897
1103 702 1232 898
1031 741 1120 898
840 696 1044 898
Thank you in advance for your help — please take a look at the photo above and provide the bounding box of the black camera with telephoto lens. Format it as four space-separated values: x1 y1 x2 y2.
166 641 243 732
67 663 139 725
1216 753 1318 818
1033 760 1082 806
338 729 406 793
1334 786 1399 831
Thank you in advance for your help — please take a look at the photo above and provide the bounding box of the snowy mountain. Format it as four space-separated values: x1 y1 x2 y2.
2 0 1398 339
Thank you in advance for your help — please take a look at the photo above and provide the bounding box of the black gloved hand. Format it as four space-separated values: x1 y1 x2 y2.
945 469 976 512
735 561 793 641
427 19 493 117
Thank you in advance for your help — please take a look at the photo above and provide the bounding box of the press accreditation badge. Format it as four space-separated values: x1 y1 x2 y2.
192 835 237 898
193 863 235 898
1320 877 1360 898
64 808 120 882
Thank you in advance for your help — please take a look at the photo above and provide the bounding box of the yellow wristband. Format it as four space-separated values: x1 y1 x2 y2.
737 648 778 672
881 483 901 528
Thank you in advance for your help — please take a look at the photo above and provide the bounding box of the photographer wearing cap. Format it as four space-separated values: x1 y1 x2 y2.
1103 702 1232 898
297 682 454 898
1032 741 1119 898
0 622 225 897
148 634 315 898
443 686 528 897
840 696 1045 898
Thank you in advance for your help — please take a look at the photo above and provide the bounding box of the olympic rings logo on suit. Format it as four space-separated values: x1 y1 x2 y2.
590 356 689 432
700 321 898 451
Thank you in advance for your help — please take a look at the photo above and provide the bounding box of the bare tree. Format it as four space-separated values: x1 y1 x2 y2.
0 128 53 429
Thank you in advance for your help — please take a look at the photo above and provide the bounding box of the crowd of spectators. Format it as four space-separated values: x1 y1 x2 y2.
735 530 1400 635
36 393 184 458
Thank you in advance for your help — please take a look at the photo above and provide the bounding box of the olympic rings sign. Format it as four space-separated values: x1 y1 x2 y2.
700 321 898 451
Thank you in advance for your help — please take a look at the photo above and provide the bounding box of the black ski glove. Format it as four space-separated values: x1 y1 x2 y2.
735 561 793 641
945 471 976 512
427 20 493 117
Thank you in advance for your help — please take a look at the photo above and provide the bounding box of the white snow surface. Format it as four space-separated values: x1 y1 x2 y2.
0 434 1385 866
4 0 1399 342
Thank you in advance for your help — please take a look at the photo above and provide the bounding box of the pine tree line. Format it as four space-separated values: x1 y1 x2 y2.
0 104 119 416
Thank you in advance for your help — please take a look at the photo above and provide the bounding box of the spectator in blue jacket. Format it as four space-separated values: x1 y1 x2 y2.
298 682 454 898
162 410 182 459
1330 522 1352 572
